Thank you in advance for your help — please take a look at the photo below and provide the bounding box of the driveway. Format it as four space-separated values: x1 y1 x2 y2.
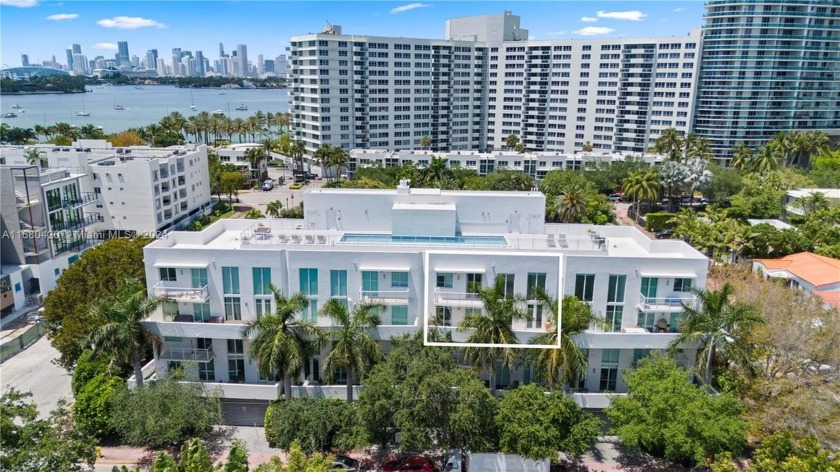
0 336 72 417
236 165 327 215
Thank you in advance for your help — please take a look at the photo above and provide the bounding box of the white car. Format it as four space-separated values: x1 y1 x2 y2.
261 180 274 191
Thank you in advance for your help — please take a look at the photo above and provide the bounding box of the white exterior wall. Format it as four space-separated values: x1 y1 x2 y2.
143 188 707 398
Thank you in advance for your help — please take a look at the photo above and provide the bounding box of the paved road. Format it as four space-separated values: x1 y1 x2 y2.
236 165 327 215
0 336 72 418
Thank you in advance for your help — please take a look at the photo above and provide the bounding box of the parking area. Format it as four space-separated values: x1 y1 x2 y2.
237 165 326 214
0 336 72 417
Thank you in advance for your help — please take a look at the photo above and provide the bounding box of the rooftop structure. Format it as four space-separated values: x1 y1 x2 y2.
142 184 707 403
784 188 840 216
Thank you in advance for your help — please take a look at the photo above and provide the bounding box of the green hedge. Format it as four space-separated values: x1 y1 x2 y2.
646 212 676 232
264 397 360 453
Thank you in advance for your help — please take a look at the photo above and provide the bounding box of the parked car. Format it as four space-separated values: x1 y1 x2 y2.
331 455 360 471
383 455 438 472
289 182 303 190
608 193 624 202
655 229 675 239
305 171 320 180
261 179 274 191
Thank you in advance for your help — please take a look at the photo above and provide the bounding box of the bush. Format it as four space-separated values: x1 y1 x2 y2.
108 375 221 447
607 355 748 467
73 373 126 439
264 398 358 453
645 212 676 232
71 349 111 396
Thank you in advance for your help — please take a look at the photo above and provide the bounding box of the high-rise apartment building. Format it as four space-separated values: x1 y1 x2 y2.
693 0 840 163
145 49 158 71
65 49 74 70
20 54 29 67
172 48 182 76
194 51 206 77
236 44 249 77
257 54 264 75
72 53 87 75
71 44 81 55
289 12 701 156
117 41 130 68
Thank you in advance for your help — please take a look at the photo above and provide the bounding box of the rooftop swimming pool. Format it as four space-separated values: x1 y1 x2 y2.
340 233 508 246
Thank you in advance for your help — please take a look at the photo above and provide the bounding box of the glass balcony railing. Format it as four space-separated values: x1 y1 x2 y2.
51 213 98 232
61 192 98 209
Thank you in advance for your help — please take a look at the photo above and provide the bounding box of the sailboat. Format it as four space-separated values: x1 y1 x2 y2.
189 90 197 111
76 97 90 117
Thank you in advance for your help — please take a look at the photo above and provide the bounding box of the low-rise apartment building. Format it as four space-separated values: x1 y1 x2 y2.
142 183 706 403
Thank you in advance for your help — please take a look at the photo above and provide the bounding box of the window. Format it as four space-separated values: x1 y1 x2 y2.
435 306 452 326
391 305 408 325
255 298 271 319
637 310 656 331
222 267 240 294
436 273 453 289
163 301 179 320
499 274 515 299
224 296 241 321
605 305 623 332
600 349 619 391
640 277 658 299
674 278 693 292
304 358 321 383
253 267 271 295
193 303 211 322
198 361 215 381
330 270 348 297
526 272 546 299
159 267 176 282
574 274 595 302
227 339 245 383
391 272 408 288
633 349 652 367
191 268 207 288
299 268 318 295
466 273 483 293
527 302 543 329
608 275 626 303
362 271 379 295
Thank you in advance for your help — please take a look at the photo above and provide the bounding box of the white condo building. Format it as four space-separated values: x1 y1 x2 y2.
289 11 701 156
142 184 706 409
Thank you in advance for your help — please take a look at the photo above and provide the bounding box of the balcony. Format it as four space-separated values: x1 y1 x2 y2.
51 213 99 232
637 294 697 312
152 283 209 303
158 346 215 362
434 289 483 307
359 289 409 304
61 192 98 209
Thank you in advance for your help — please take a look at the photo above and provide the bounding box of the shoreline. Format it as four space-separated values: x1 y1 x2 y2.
0 90 86 95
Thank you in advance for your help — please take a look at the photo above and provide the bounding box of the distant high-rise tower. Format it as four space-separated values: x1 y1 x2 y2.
194 51 205 77
693 0 840 164
117 41 130 67
66 49 74 70
71 43 81 55
219 42 225 59
257 54 264 75
21 54 29 67
171 48 182 76
145 49 158 70
156 57 167 76
72 53 87 75
236 44 249 77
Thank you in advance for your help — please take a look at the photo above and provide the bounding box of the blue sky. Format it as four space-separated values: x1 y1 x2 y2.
1 1 705 67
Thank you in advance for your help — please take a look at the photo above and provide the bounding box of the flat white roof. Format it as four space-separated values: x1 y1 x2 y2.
392 202 456 211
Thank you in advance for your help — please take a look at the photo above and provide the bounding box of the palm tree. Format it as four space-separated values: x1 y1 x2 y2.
289 140 306 173
313 144 335 179
553 184 588 223
748 145 780 173
669 283 765 385
266 200 283 218
420 135 432 150
241 285 323 399
24 149 48 168
768 131 798 167
623 170 660 222
320 299 385 402
458 275 531 394
513 143 528 154
581 141 593 153
685 134 713 161
795 191 830 217
329 146 350 181
244 147 267 183
418 156 453 188
529 292 599 390
729 142 752 171
506 134 520 151
648 128 685 161
87 278 166 387
795 131 830 168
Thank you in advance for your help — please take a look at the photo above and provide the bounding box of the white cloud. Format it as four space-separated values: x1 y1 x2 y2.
596 10 647 21
46 13 78 20
390 3 429 14
96 16 165 29
546 31 567 36
580 16 598 22
0 0 38 7
573 26 615 36
673 7 685 12
93 42 118 50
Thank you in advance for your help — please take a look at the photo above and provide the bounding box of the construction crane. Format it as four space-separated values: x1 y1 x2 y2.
323 21 337 35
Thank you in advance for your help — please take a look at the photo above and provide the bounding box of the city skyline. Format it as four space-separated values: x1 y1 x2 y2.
0 1 705 67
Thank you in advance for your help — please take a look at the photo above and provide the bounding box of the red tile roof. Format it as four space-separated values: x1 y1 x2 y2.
816 291 840 310
754 252 840 288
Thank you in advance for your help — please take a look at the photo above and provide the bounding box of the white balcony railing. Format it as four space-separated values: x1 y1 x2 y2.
637 294 697 312
158 346 214 362
152 283 209 303
434 289 483 307
359 289 410 303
